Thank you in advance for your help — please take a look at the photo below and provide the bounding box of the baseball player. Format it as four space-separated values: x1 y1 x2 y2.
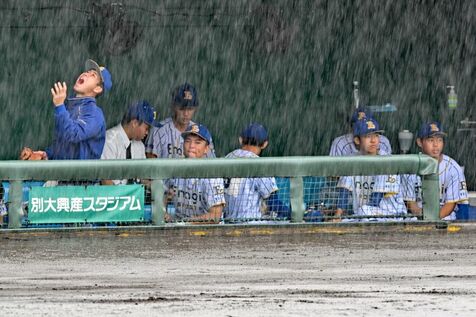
20 59 112 161
401 122 468 220
164 124 225 223
101 100 155 185
330 107 392 156
145 83 215 159
223 123 289 221
336 118 407 221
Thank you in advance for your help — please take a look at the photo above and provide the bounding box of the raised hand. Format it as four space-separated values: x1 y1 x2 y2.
51 82 67 106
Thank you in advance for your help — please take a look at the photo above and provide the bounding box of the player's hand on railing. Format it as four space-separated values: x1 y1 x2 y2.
20 147 33 160
21 148 47 160
330 208 343 223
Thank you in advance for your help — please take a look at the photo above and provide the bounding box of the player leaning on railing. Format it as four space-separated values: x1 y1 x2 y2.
163 124 225 223
335 118 408 221
401 122 468 220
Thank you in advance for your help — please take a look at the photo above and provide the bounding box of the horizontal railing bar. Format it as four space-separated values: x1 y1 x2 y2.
0 154 437 181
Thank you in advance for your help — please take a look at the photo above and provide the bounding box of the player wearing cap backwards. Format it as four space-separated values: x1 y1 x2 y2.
335 118 407 221
164 124 225 223
223 123 289 221
100 100 155 185
401 122 468 220
329 107 392 156
145 83 215 159
20 59 112 160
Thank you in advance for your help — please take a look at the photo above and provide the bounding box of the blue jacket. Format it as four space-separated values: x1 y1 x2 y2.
46 97 106 160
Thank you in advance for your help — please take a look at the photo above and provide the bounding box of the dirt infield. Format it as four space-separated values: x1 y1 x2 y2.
1 223 476 316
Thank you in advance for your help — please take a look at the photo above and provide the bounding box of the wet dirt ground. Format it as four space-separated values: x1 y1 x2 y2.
1 224 476 316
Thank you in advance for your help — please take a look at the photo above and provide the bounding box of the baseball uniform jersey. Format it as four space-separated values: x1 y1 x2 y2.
164 177 225 219
330 133 392 156
401 154 468 220
145 117 215 158
223 149 278 220
338 174 407 217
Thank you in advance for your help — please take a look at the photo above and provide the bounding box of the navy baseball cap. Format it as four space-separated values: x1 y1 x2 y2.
182 123 212 144
123 100 155 126
417 121 447 138
240 123 269 143
353 118 384 136
351 107 373 125
172 83 198 107
85 59 112 93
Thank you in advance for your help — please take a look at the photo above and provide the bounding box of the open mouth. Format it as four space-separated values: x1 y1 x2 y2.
76 76 85 85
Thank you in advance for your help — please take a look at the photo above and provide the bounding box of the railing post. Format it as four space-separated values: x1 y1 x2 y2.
290 177 305 223
151 179 165 225
8 180 23 229
422 173 440 221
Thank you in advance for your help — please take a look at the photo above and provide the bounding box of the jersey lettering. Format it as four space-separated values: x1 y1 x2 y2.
176 189 202 205
167 144 183 156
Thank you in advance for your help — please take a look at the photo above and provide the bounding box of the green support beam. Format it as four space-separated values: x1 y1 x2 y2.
421 173 440 221
290 177 305 223
151 179 165 225
8 180 23 229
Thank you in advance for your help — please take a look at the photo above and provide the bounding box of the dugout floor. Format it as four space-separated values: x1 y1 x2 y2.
1 223 475 316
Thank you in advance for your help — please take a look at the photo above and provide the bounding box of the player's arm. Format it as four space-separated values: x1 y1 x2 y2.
334 187 351 222
405 201 422 216
163 184 175 222
191 204 223 223
441 171 468 219
399 174 422 215
440 202 456 219
193 179 225 223
329 138 342 156
257 178 288 216
163 191 174 222
144 128 159 158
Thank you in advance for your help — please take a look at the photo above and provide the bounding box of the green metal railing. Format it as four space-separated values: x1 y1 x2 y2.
0 154 439 228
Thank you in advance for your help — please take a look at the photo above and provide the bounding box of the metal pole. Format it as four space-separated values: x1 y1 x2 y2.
8 180 23 229
290 177 304 223
151 179 165 225
421 173 440 221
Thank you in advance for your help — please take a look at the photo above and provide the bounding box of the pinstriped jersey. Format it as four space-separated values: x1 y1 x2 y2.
164 177 225 219
401 154 468 220
329 133 392 156
337 174 407 216
223 149 278 219
145 117 215 158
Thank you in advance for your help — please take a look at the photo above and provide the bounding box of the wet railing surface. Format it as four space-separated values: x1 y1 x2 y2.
0 154 441 229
